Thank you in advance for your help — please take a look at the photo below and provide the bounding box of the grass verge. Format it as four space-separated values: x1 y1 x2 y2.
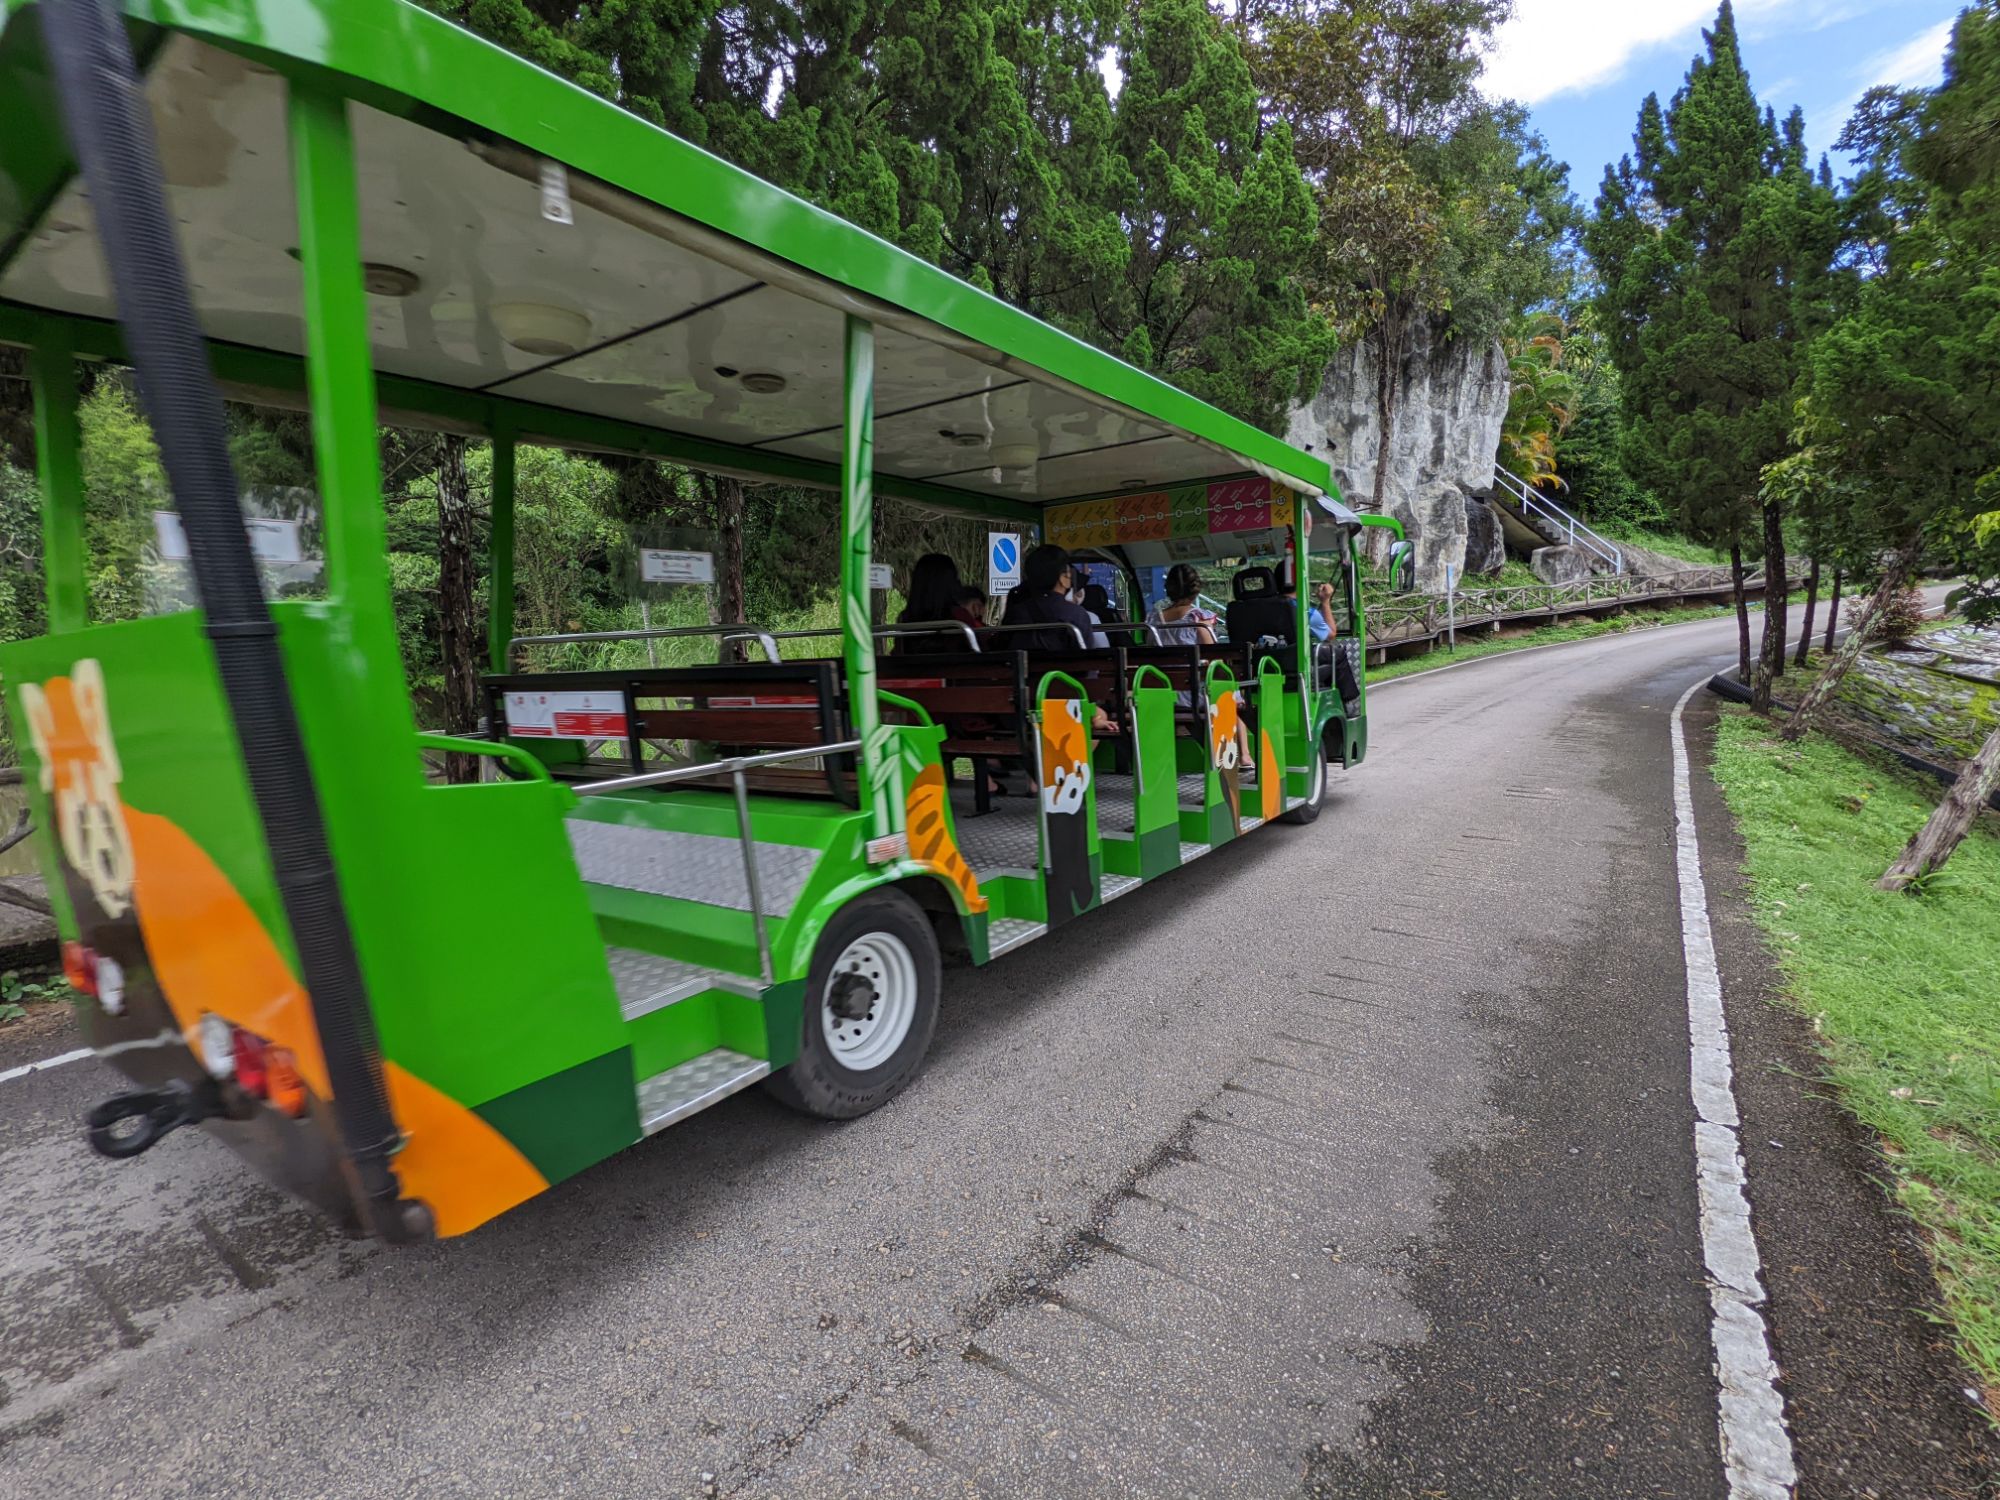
1708 708 2000 1397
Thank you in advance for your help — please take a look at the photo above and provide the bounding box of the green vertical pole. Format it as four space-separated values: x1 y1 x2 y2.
292 87 392 612
487 415 516 673
841 316 890 835
290 83 421 765
30 334 87 633
1293 488 1310 689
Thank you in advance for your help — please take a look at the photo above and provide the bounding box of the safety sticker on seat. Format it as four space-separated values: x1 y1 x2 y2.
504 691 628 739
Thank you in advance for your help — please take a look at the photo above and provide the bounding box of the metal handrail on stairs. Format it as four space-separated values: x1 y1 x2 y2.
1492 466 1623 575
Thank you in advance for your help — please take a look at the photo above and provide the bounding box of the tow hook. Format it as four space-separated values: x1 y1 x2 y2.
86 1079 218 1159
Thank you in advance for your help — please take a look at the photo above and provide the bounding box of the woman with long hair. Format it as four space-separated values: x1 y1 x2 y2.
896 553 983 654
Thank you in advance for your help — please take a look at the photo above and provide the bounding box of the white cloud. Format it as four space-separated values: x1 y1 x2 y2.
1482 0 1863 106
1857 16 1952 91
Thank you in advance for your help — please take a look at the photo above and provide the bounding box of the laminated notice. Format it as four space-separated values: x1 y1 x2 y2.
505 690 628 739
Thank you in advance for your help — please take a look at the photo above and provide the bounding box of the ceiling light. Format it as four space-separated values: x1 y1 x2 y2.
493 300 591 358
363 262 421 298
740 371 787 394
941 430 986 449
992 441 1039 470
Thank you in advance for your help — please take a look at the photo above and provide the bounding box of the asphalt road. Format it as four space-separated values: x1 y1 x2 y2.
0 596 1986 1498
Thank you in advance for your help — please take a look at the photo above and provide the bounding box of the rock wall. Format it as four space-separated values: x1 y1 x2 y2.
1285 316 1511 588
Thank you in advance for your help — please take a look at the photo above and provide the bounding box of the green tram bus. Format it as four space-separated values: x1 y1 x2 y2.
0 0 1400 1241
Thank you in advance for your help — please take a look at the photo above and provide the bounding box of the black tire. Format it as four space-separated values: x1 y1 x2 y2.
764 889 941 1119
1281 743 1328 825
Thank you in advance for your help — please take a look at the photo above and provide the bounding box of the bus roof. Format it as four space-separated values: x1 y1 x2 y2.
0 0 1334 519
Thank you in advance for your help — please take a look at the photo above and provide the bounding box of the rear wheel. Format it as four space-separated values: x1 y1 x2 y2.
1281 743 1328 825
765 889 940 1119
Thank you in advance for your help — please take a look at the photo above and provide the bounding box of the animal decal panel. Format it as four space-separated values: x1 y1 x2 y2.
1038 695 1097 926
904 762 987 914
1260 726 1282 822
19 659 549 1236
1208 692 1242 835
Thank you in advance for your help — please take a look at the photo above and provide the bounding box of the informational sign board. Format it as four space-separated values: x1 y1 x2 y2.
988 532 1021 595
640 548 714 585
503 690 629 740
153 511 304 564
867 563 892 590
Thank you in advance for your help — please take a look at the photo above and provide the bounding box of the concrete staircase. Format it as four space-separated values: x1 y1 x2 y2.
1490 466 1624 575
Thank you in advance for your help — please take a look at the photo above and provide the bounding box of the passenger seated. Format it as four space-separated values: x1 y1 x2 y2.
1280 558 1362 713
1001 545 1101 653
895 553 984 654
1144 563 1218 647
1145 564 1249 772
1081 582 1123 643
954 585 990 635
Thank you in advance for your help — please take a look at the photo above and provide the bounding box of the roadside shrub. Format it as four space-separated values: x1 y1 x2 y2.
1854 583 1929 647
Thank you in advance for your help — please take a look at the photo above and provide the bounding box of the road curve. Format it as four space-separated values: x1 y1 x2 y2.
0 599 1970 1498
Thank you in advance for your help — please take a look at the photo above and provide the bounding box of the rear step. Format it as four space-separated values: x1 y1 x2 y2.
637 1048 770 1135
607 945 760 1021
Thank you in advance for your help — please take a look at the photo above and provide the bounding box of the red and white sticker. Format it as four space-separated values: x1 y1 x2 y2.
504 690 629 740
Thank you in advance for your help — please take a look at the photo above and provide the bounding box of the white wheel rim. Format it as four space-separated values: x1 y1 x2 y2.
1310 750 1326 803
821 931 918 1072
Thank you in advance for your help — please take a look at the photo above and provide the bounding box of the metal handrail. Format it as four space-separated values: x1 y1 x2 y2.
509 622 782 667
1095 620 1165 645
574 738 863 986
1492 466 1624 575
764 620 984 652
978 619 1091 649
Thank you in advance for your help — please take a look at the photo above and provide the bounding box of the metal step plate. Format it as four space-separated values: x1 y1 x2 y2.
607 946 758 1022
987 917 1046 958
637 1048 770 1135
1101 874 1141 902
1179 840 1209 864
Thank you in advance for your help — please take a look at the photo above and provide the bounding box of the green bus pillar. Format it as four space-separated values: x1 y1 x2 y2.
290 83 422 768
487 416 517 673
841 315 890 835
30 334 87 633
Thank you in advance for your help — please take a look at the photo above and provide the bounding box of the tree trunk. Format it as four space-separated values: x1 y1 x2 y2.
1878 721 2000 891
1751 499 1787 712
1823 569 1842 653
1780 541 1919 744
435 433 481 784
1370 311 1399 517
1794 556 1820 667
1365 310 1402 569
1729 543 1751 681
707 474 747 659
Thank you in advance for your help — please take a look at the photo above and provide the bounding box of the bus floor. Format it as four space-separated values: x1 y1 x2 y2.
948 773 1151 882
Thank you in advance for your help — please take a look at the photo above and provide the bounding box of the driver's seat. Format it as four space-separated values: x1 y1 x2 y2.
1225 565 1293 645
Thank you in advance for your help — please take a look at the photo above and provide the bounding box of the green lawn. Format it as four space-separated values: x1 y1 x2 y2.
1593 521 1731 568
1708 709 2000 1396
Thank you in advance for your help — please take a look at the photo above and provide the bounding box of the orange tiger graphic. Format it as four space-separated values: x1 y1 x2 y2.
1040 696 1092 816
904 762 987 913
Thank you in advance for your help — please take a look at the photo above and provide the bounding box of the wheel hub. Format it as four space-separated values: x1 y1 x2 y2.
828 970 877 1022
821 931 919 1073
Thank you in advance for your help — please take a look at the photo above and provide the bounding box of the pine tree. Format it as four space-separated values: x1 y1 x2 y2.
1586 2 1836 692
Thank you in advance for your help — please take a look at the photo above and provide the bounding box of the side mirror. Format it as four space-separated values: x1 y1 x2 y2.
1386 540 1416 593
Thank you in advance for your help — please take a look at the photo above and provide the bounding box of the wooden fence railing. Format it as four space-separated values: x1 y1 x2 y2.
1361 566 1800 648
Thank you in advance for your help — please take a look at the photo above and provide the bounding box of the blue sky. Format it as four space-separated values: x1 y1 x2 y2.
1484 0 1964 201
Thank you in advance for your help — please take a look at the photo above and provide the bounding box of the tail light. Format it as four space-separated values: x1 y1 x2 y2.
194 1014 308 1120
63 941 96 996
231 1027 269 1096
